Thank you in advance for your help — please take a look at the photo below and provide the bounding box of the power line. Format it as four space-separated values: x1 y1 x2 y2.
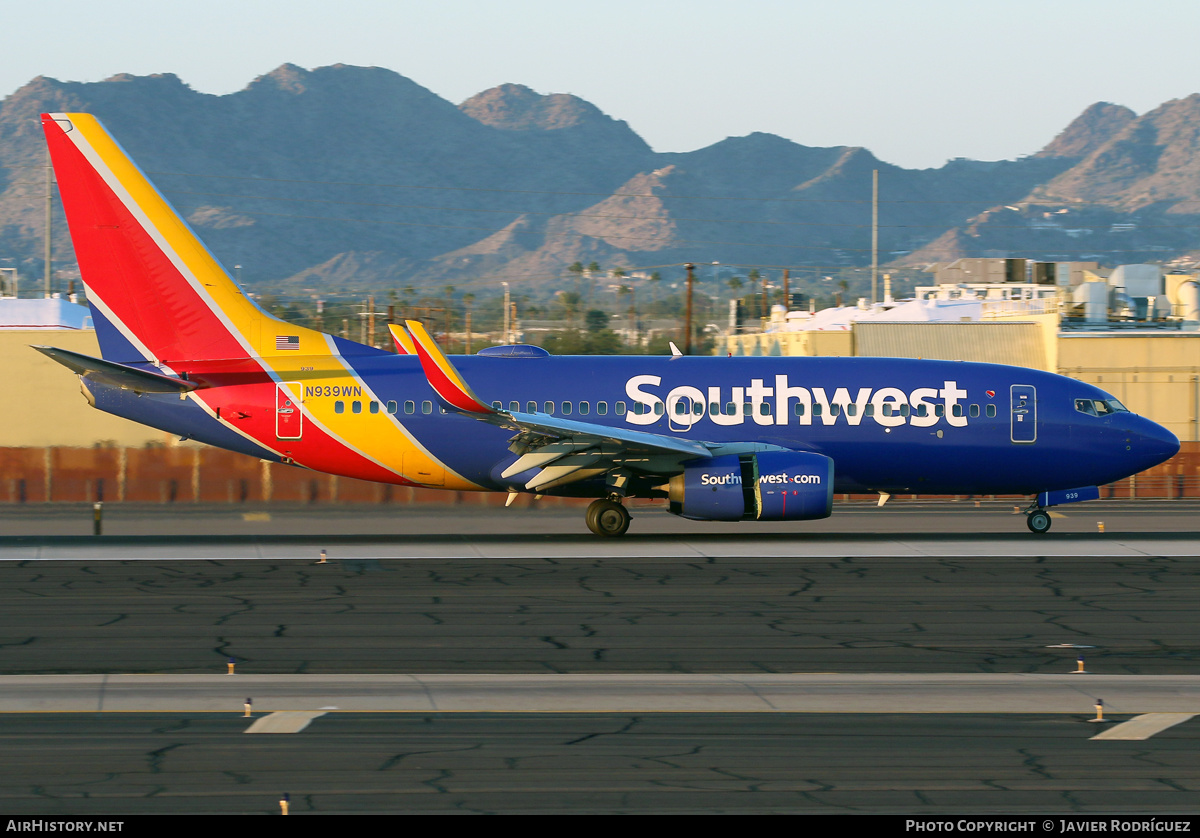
214 209 884 252
140 169 1200 207
157 188 1200 232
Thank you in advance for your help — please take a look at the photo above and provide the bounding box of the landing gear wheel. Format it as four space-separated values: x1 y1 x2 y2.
1026 509 1052 534
586 499 630 537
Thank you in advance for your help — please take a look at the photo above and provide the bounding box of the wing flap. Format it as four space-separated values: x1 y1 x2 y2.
501 442 596 479
524 457 603 491
502 411 713 460
527 466 607 492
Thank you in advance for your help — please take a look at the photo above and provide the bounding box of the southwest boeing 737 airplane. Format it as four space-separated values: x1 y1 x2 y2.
33 113 1180 535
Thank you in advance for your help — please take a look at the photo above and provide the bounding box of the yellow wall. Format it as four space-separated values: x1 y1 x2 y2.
0 331 169 447
1058 332 1200 443
719 321 1199 441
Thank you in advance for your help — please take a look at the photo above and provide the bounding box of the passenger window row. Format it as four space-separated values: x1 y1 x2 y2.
490 400 627 417
330 399 998 421
332 399 435 415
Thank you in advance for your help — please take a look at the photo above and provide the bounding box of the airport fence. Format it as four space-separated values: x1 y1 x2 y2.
0 444 1198 506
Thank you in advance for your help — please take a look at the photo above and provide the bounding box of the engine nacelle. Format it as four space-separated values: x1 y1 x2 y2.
667 451 834 521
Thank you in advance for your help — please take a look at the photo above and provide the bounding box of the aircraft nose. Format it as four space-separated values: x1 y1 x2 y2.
1131 417 1179 471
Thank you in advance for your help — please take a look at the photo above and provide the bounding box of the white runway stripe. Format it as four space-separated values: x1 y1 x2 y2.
1090 712 1196 740
244 710 329 733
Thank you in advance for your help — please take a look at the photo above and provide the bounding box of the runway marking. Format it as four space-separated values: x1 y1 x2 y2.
1090 713 1196 741
244 710 327 733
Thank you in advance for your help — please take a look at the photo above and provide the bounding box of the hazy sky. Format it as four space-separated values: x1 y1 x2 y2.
6 0 1200 169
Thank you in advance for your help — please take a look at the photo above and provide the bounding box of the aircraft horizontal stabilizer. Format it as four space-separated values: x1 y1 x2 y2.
32 346 198 395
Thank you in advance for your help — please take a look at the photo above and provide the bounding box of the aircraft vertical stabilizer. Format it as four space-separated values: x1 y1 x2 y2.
41 113 329 364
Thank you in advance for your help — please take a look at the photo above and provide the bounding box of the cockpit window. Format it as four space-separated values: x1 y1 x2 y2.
1075 397 1130 417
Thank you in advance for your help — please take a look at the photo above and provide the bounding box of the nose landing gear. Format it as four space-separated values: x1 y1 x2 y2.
586 498 630 537
1026 507 1052 534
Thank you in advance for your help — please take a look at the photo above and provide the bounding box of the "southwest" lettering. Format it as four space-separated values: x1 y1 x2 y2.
625 375 968 429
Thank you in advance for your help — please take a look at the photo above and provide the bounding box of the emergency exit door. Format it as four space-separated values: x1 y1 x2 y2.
1010 384 1037 444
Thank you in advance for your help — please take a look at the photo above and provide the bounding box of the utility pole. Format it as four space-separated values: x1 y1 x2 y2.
44 147 53 298
502 282 510 344
628 287 637 348
367 295 376 348
871 169 879 305
783 269 790 309
684 263 695 355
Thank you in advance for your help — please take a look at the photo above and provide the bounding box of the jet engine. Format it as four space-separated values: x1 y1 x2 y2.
667 451 834 521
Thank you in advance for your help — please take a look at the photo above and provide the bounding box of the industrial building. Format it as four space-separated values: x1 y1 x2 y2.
721 260 1200 446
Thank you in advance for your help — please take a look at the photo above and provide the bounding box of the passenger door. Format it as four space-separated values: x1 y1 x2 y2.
1010 384 1037 444
276 382 303 440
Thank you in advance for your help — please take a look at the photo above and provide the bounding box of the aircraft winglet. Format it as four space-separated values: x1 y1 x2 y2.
387 323 416 355
404 320 496 414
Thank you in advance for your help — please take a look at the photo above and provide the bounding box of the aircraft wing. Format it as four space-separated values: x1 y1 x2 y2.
32 345 199 395
403 321 714 491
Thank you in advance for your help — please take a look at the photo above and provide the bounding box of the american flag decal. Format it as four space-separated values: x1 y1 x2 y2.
275 335 299 350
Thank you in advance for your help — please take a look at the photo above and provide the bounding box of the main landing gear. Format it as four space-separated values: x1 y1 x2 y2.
1026 507 1052 534
586 498 630 537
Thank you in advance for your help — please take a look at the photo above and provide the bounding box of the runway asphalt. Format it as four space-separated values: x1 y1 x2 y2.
1 550 1199 675
2 712 1198 814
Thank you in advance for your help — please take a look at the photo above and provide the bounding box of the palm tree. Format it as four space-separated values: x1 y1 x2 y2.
748 269 763 318
584 262 601 310
567 261 584 298
617 284 636 347
462 292 475 353
558 290 582 328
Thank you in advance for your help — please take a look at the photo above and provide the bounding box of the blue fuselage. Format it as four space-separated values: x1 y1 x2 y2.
93 350 1179 500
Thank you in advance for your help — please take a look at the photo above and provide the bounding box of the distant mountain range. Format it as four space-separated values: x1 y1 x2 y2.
2 64 1199 298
